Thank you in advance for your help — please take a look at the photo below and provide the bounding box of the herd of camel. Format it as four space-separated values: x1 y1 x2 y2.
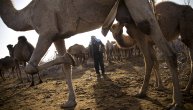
67 41 140 65
0 0 193 109
0 36 42 86
0 36 140 82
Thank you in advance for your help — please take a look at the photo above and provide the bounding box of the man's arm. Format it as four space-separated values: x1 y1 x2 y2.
99 41 105 53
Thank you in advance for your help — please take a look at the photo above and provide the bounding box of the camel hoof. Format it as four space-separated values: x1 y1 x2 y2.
181 89 191 96
165 103 175 110
38 80 43 84
169 104 185 110
165 103 185 110
135 93 147 98
60 100 77 108
29 82 35 87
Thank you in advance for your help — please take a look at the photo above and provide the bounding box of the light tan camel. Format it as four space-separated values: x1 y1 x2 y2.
0 0 181 109
7 36 42 86
111 23 164 90
68 44 86 65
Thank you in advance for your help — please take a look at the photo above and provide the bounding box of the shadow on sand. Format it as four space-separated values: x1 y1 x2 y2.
93 74 142 110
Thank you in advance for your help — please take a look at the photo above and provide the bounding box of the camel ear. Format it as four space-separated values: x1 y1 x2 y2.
102 0 120 36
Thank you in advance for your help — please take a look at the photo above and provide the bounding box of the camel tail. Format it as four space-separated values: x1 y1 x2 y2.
66 53 76 66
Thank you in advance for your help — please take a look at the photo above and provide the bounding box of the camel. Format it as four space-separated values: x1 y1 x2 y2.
6 44 17 78
0 0 182 109
0 56 15 80
112 1 193 94
111 41 127 61
0 69 4 80
111 23 165 90
105 40 114 62
0 58 6 80
107 39 138 62
7 36 42 86
110 0 193 107
109 32 140 60
68 44 86 65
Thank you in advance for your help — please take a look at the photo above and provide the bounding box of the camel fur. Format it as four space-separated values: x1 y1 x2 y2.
0 0 182 109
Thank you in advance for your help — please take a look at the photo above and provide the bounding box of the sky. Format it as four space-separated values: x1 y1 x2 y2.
0 0 192 61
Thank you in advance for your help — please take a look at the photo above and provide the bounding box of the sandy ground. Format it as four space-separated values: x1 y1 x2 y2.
0 56 193 110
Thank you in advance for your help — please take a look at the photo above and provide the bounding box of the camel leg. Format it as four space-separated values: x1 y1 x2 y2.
61 64 76 108
30 74 35 87
23 62 30 82
151 46 164 91
11 67 15 78
38 73 43 84
25 34 53 74
125 23 155 97
124 0 182 108
184 47 193 93
0 70 5 80
15 61 23 83
137 41 154 97
179 18 193 94
54 39 76 108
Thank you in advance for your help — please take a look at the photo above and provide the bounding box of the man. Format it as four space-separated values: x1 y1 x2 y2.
89 36 105 76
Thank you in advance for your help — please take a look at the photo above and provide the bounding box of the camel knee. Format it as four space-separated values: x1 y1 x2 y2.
25 62 38 75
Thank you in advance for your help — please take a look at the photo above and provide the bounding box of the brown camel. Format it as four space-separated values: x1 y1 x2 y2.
109 30 139 60
6 44 17 78
111 23 164 90
7 36 42 86
110 1 193 107
0 56 15 80
0 58 6 80
0 69 4 80
105 40 114 62
111 41 127 61
0 0 181 109
68 44 86 65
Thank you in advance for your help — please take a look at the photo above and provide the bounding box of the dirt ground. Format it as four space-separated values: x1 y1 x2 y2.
0 56 193 110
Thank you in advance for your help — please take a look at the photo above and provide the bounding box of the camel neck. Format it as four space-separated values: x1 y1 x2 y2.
0 0 33 31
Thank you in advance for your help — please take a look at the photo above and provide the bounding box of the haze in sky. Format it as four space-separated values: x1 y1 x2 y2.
0 0 192 61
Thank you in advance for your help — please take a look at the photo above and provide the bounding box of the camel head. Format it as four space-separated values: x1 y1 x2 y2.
110 23 124 40
7 44 14 57
110 23 136 48
7 44 13 50
18 36 27 42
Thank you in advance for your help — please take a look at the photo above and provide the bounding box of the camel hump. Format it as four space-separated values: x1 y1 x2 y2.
18 36 27 42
